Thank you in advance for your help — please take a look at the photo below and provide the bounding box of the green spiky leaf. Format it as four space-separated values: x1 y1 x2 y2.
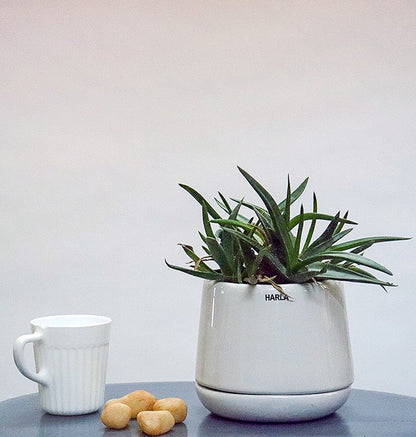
167 167 409 290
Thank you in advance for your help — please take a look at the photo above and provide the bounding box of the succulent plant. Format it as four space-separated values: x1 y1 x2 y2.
166 167 408 290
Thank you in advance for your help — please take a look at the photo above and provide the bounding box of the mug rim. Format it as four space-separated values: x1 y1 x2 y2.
30 314 111 328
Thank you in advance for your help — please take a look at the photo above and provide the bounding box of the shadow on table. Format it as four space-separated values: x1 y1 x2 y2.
101 422 187 437
39 413 188 437
40 413 103 437
198 412 352 436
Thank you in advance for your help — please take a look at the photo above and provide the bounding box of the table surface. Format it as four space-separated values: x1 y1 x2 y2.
1 382 416 436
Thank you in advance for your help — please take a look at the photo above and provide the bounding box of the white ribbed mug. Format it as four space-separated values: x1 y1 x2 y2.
13 314 111 415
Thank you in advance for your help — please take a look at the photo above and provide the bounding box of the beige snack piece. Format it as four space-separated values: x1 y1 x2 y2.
120 390 157 418
104 398 120 409
104 390 157 419
101 402 131 429
137 410 175 436
153 397 187 423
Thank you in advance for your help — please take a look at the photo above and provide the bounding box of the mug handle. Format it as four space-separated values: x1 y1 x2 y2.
13 332 48 386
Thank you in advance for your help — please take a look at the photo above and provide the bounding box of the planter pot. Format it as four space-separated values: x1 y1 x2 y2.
195 280 354 422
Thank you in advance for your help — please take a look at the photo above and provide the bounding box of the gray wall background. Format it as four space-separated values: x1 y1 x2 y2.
1 0 415 401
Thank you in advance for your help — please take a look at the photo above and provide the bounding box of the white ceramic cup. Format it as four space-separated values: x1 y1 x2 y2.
13 314 111 415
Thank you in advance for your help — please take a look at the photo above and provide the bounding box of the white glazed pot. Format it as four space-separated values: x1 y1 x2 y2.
195 280 354 422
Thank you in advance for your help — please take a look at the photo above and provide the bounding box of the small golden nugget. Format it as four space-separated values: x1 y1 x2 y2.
153 397 187 423
101 402 131 429
119 390 157 418
137 410 175 436
104 398 120 408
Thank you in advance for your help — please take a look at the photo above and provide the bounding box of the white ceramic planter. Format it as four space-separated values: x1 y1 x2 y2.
195 280 354 422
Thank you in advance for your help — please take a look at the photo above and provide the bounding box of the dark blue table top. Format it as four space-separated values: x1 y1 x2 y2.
1 382 416 436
